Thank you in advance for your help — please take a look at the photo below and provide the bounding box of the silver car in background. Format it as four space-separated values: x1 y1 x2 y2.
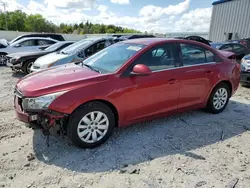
0 37 58 65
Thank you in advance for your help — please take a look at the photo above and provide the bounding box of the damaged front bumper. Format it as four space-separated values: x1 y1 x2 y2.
14 94 68 134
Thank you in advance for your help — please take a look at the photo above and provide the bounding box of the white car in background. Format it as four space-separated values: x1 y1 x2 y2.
30 37 114 73
0 37 58 65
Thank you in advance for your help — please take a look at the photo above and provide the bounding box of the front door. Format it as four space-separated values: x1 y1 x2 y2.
177 43 217 109
118 43 181 122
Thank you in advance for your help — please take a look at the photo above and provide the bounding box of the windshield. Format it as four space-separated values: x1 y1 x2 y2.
45 42 66 51
60 39 92 55
82 43 146 73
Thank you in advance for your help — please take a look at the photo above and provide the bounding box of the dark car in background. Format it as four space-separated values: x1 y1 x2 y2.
118 34 155 41
7 41 74 74
227 38 250 50
240 54 250 86
211 42 250 62
9 33 65 44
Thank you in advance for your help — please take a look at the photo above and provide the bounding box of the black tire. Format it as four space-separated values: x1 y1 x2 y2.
22 60 34 74
205 83 230 114
67 102 115 148
0 53 8 66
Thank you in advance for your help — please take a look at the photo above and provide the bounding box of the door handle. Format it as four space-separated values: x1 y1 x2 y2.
205 71 214 76
168 78 178 84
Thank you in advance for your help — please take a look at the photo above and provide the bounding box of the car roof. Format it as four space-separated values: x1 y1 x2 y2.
20 37 58 40
57 41 74 44
121 38 205 46
86 37 113 42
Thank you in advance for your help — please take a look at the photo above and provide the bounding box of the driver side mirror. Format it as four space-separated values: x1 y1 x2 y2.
130 64 151 76
14 44 21 48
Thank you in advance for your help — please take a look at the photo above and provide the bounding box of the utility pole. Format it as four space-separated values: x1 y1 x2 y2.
1 1 8 30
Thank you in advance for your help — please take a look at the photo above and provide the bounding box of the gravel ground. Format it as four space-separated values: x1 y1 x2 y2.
0 66 250 188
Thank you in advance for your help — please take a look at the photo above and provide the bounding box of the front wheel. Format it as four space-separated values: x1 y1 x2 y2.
206 83 230 114
0 54 8 65
67 102 115 148
22 60 34 74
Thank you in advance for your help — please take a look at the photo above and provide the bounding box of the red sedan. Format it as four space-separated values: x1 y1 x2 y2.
14 38 240 148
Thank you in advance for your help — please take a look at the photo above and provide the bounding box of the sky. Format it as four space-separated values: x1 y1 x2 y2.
0 0 216 33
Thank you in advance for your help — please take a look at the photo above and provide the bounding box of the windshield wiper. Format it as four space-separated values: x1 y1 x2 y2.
82 63 101 73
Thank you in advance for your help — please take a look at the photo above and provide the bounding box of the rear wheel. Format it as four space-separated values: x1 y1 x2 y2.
22 60 34 74
206 83 230 114
67 102 115 148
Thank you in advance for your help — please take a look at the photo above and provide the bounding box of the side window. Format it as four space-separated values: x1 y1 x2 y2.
96 41 106 52
233 44 244 53
85 44 96 57
205 50 215 62
85 41 106 58
19 39 36 47
133 43 178 71
180 44 206 66
152 48 165 57
37 40 55 46
220 44 233 51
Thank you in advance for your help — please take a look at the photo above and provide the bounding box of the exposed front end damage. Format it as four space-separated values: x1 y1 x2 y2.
14 88 69 146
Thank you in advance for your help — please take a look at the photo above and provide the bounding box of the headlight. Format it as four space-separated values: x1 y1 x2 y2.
22 91 67 110
11 57 20 63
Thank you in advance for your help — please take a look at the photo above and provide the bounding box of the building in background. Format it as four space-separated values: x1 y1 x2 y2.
209 0 250 42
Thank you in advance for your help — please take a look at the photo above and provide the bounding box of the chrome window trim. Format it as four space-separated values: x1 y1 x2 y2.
151 62 216 73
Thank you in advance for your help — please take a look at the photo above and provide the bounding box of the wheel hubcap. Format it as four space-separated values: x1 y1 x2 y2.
77 111 109 143
213 88 228 110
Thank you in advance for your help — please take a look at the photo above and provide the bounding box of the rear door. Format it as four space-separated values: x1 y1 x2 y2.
37 39 56 50
177 43 218 109
15 39 38 52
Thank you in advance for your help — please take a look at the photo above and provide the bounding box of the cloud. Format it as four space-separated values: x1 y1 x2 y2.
97 5 108 12
110 0 130 5
44 0 96 9
0 0 212 34
139 0 190 17
174 8 212 32
0 0 25 12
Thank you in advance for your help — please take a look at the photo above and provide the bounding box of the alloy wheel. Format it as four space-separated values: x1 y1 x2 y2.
77 111 109 143
213 88 228 110
27 62 33 74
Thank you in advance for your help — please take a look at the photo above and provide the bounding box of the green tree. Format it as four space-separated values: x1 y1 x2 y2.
0 10 141 34
107 28 115 33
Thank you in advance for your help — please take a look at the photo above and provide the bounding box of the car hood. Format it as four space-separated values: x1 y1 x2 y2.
16 63 108 97
34 52 68 67
7 51 49 58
